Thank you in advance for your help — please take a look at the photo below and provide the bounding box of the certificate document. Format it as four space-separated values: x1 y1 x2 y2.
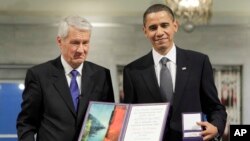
123 104 169 141
78 101 170 141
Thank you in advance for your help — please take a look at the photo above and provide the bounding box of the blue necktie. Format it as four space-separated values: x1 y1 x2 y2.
160 57 173 102
70 70 80 111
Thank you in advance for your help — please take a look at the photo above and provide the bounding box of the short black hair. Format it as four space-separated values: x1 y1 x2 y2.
143 4 175 26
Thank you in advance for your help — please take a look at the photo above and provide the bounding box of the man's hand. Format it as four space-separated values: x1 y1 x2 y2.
197 121 218 141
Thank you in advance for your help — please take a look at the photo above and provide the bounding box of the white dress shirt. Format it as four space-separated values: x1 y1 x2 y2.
152 44 177 92
61 55 82 94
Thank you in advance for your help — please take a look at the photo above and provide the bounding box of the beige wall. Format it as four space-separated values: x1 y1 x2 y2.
0 23 249 124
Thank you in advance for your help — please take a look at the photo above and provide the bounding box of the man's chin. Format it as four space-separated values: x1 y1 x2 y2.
156 42 172 48
157 45 168 50
75 59 84 64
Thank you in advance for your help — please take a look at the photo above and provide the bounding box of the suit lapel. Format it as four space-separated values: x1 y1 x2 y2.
52 58 77 116
172 47 190 110
141 66 163 101
77 62 95 122
140 52 163 101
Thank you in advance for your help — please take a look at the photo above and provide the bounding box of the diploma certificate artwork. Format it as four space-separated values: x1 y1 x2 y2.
78 101 170 141
123 104 169 141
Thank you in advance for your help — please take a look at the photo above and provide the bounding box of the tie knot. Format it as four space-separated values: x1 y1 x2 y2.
71 70 79 77
160 57 169 66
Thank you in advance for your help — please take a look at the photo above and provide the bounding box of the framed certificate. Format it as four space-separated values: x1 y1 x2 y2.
78 101 170 141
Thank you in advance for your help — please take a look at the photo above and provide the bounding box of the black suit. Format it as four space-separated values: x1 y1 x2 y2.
16 57 114 141
123 47 227 141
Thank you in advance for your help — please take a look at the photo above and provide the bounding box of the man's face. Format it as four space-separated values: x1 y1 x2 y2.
143 11 178 55
57 26 91 68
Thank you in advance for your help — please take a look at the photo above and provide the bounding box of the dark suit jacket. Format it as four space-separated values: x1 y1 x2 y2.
123 47 227 141
16 57 114 141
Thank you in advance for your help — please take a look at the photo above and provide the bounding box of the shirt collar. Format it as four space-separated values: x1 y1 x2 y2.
152 44 177 66
60 55 83 75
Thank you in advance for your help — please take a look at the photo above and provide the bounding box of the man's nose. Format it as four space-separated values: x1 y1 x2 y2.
156 27 164 36
76 44 85 52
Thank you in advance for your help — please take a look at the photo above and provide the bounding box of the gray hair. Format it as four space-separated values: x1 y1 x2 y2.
57 15 93 39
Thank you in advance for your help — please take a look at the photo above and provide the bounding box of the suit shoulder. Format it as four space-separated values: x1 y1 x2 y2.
125 53 152 69
179 48 208 59
28 59 56 73
85 61 110 72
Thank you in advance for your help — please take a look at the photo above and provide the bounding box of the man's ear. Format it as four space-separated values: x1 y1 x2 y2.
143 26 148 38
57 36 62 45
56 36 63 49
174 20 179 32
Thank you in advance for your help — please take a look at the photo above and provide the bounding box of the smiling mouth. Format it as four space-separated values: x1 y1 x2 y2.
155 39 168 44
155 38 167 41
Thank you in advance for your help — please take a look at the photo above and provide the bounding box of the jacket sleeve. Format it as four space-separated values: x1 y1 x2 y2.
123 66 136 103
200 55 227 136
102 69 115 102
16 69 43 141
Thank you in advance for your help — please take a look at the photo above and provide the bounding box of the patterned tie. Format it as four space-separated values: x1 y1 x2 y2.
70 70 80 111
160 57 173 102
